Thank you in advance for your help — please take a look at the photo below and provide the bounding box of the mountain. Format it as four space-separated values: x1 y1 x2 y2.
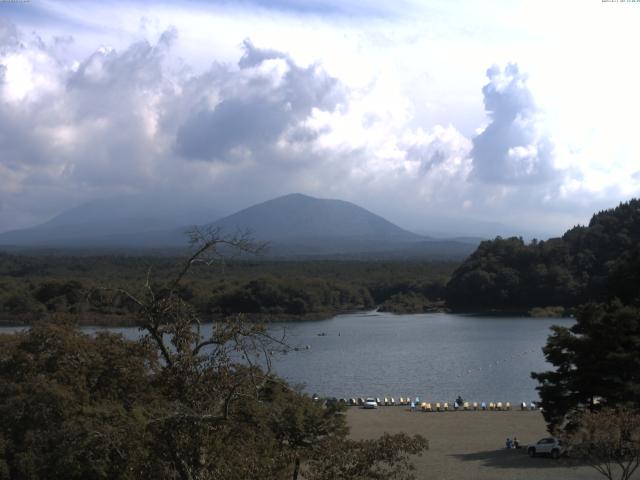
413 217 552 241
0 194 222 248
200 193 478 258
211 193 421 241
0 193 479 259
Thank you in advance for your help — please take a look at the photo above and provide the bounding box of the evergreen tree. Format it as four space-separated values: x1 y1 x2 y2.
532 302 640 431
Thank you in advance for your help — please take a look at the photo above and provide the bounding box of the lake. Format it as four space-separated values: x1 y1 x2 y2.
1 311 571 404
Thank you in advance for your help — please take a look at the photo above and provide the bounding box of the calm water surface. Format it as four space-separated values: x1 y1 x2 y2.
1 311 572 403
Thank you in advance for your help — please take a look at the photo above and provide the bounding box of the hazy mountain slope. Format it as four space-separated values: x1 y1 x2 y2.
0 194 222 247
210 193 423 242
0 192 479 259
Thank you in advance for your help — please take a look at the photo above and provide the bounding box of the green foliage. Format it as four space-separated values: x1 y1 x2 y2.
446 198 640 310
528 306 565 318
0 321 427 480
0 255 456 324
378 292 446 314
0 236 429 479
531 302 640 431
209 275 374 317
0 324 159 480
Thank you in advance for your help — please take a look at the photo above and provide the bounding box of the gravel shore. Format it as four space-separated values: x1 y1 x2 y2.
347 407 603 480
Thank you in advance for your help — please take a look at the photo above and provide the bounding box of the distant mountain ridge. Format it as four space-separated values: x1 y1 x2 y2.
210 193 422 242
0 193 479 259
0 194 223 247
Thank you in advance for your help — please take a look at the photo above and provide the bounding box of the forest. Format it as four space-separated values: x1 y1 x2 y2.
0 255 455 325
446 199 640 312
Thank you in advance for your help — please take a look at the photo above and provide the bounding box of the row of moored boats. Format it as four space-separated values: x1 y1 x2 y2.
334 397 540 410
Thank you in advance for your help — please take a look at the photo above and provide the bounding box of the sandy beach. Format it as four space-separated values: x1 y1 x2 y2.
347 406 604 480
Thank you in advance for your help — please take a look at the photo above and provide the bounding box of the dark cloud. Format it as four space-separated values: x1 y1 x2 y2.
401 125 471 180
471 63 556 184
175 39 345 161
407 141 449 174
0 105 52 169
68 40 164 95
237 38 286 68
176 98 291 159
0 18 19 51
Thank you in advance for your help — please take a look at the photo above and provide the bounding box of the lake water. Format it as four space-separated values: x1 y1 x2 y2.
1 311 572 404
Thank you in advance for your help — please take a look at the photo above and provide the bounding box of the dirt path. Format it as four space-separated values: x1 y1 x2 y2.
347 407 606 480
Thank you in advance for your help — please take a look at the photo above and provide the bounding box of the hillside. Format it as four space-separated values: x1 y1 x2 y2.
210 193 422 242
0 193 478 259
445 198 640 310
0 194 222 247
208 193 447 257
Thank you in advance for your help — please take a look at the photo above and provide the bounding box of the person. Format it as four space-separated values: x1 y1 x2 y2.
505 438 513 449
513 437 520 449
455 395 464 409
410 401 415 411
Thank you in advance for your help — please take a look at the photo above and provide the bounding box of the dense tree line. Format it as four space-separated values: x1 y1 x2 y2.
446 198 640 310
0 256 455 324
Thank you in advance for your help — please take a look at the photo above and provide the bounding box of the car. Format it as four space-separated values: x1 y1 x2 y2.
363 397 378 409
528 437 567 459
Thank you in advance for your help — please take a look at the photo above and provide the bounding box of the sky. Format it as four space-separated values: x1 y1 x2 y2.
1 0 640 237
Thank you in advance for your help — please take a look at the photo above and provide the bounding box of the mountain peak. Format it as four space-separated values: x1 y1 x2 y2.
0 193 473 258
212 193 421 243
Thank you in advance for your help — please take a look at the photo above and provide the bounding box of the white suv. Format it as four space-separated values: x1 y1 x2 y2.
528 437 567 459
363 398 378 409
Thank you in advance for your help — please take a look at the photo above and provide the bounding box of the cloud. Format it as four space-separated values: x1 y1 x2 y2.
0 12 638 238
404 124 471 176
0 19 19 51
0 23 176 226
175 39 345 162
470 63 557 185
0 21 579 237
0 23 353 230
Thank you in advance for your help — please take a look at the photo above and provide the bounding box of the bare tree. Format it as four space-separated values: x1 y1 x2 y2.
113 227 298 480
564 407 640 480
107 227 427 480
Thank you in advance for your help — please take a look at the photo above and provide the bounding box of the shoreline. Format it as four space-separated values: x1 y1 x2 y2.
0 308 362 328
0 305 571 328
